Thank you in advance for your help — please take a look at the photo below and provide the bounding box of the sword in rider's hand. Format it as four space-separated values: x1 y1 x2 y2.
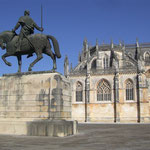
41 4 43 34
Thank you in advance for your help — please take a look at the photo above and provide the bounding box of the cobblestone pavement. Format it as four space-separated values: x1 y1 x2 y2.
0 123 150 150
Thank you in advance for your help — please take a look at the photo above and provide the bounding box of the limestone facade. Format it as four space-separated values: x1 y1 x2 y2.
64 39 150 123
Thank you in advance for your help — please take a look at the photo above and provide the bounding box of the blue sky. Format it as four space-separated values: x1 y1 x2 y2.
0 0 150 75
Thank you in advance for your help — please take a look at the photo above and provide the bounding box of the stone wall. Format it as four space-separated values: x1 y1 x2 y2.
71 73 150 123
0 72 77 136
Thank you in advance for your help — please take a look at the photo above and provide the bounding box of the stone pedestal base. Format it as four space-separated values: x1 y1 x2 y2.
27 119 78 137
0 71 78 137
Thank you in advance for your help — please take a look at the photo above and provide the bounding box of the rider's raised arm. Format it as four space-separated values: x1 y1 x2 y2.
33 21 44 32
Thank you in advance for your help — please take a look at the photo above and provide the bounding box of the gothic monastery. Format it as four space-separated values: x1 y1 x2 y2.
64 39 150 123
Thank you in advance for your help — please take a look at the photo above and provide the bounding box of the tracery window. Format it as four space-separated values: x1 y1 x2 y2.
97 79 111 101
76 81 83 102
103 55 109 69
126 79 134 100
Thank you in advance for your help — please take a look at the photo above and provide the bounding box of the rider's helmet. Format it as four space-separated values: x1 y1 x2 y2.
24 10 30 16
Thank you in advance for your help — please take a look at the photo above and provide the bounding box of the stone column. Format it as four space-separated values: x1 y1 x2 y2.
85 74 90 103
137 73 149 122
85 55 90 122
136 73 141 123
114 73 120 122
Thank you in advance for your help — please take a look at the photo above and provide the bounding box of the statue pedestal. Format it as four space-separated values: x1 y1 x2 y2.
0 71 78 137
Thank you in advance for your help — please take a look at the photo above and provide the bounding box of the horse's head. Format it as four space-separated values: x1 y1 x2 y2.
0 31 15 50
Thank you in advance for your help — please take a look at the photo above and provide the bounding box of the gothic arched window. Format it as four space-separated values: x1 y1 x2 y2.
145 52 150 63
125 79 134 100
103 55 109 69
97 79 111 101
76 81 83 102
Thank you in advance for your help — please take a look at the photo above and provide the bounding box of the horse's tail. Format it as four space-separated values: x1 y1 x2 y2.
47 35 61 58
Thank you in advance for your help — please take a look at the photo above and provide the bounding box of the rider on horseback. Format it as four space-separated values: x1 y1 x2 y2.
12 10 44 57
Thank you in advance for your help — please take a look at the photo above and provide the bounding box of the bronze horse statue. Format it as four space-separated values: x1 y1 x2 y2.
0 31 61 72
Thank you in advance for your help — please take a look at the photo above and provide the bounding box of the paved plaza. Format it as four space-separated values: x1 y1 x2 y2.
0 123 150 150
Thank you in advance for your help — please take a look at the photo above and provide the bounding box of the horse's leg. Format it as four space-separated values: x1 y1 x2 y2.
17 55 22 73
2 53 12 66
28 51 43 71
44 49 57 71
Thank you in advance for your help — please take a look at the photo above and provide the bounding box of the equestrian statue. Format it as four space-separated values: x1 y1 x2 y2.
0 10 61 72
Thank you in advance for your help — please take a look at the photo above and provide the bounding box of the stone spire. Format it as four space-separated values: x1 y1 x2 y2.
83 38 88 51
78 52 81 63
96 39 99 51
87 45 91 61
122 40 125 50
119 40 122 47
135 38 145 73
122 40 126 58
70 63 73 73
135 38 140 60
136 38 139 48
64 55 69 78
111 39 114 49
